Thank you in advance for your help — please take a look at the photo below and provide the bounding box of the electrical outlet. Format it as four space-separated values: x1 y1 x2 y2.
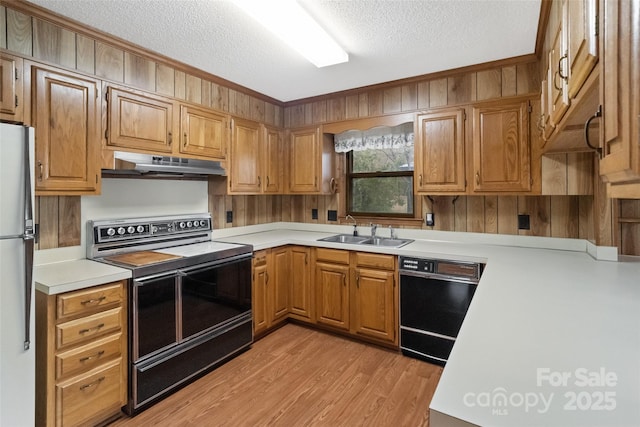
327 210 338 221
311 209 318 220
426 213 435 227
518 214 530 230
226 211 233 223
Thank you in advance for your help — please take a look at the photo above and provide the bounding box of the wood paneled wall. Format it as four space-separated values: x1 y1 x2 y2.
284 62 539 127
618 200 640 256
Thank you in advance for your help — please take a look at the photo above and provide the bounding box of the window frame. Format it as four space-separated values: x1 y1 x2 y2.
346 150 416 219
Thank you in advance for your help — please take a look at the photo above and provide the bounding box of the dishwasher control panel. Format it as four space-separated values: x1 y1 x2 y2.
399 256 483 283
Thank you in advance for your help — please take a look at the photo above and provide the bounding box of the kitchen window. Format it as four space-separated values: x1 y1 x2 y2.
336 123 415 218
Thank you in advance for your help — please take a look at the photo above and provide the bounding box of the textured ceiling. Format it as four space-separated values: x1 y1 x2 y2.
27 0 542 102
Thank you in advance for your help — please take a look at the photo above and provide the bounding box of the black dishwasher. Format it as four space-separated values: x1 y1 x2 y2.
399 256 483 366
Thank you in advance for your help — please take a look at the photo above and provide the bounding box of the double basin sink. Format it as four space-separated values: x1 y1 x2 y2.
318 234 413 248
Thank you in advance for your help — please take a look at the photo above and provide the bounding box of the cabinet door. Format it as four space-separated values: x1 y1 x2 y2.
289 127 320 193
229 118 261 193
315 262 349 330
414 109 465 193
0 54 23 123
566 0 598 98
270 247 289 323
472 100 531 192
263 125 284 193
107 86 174 153
252 252 269 335
289 246 312 321
32 67 100 194
549 18 570 127
352 268 395 343
599 0 640 185
179 105 227 159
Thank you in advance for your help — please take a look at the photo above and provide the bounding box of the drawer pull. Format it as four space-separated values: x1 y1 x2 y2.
79 323 105 335
79 376 105 391
80 296 106 306
79 350 105 363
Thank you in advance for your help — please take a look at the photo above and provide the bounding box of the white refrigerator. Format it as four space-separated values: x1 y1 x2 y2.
0 123 35 426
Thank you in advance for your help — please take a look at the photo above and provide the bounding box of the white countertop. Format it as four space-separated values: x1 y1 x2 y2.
35 259 131 295
33 222 640 425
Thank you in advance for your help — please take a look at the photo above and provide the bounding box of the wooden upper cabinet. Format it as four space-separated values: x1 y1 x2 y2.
0 54 23 123
106 86 174 153
228 117 261 193
414 109 466 193
179 104 227 159
262 125 284 193
289 126 335 194
550 22 570 127
566 0 598 99
599 0 640 194
472 99 531 192
31 65 100 195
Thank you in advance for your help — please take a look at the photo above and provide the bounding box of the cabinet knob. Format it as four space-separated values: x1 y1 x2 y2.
168 132 172 146
183 132 188 148
419 174 423 186
475 172 480 186
38 161 43 181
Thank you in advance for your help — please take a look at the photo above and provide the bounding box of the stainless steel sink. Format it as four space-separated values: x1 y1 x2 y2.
362 237 414 248
317 234 413 248
318 234 372 244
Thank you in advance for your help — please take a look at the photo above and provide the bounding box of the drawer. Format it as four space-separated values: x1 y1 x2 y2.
57 282 124 320
315 248 349 264
57 359 124 427
56 307 122 350
355 252 395 270
56 333 123 380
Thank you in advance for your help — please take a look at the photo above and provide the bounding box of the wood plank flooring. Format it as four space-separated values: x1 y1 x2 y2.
111 324 442 426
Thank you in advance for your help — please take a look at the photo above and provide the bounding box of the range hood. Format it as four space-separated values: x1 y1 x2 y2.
102 151 226 178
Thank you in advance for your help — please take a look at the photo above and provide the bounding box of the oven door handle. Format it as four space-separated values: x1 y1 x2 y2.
135 270 179 283
178 253 252 274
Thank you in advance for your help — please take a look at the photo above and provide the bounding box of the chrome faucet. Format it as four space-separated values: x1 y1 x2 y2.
346 215 358 236
389 225 397 239
370 223 378 238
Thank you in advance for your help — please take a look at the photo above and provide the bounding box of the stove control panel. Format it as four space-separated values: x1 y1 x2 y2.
93 215 211 243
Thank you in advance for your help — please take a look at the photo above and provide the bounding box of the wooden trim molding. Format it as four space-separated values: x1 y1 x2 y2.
535 0 553 59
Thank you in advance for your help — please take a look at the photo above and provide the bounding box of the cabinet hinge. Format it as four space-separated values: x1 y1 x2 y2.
105 129 109 140
595 15 599 37
527 104 532 113
15 95 18 107
105 91 109 102
15 69 19 81
463 110 466 121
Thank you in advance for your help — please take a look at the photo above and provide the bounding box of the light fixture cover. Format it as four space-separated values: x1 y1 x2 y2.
232 0 349 67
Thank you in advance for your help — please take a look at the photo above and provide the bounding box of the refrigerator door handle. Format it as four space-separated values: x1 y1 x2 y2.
23 126 34 351
23 236 34 350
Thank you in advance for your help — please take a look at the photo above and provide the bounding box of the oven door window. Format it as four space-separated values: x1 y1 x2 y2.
181 258 251 339
134 274 179 360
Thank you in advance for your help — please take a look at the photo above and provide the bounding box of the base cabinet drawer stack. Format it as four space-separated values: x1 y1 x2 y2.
36 281 128 427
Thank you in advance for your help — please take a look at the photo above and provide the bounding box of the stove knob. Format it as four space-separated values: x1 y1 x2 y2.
200 220 207 227
117 227 126 235
137 225 145 233
106 228 116 236
179 222 186 229
152 226 158 233
187 221 193 228
127 226 136 234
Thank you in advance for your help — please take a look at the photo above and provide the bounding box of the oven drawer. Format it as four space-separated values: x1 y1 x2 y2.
56 307 123 349
56 333 123 380
57 282 124 320
401 328 454 366
56 359 124 427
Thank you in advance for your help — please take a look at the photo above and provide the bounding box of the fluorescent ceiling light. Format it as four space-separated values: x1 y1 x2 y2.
232 0 349 67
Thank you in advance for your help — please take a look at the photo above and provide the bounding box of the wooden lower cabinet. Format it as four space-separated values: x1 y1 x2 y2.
252 248 291 336
252 246 398 347
315 252 350 331
36 281 127 427
288 246 312 322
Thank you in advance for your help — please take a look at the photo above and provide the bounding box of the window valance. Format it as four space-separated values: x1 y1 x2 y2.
333 122 414 153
